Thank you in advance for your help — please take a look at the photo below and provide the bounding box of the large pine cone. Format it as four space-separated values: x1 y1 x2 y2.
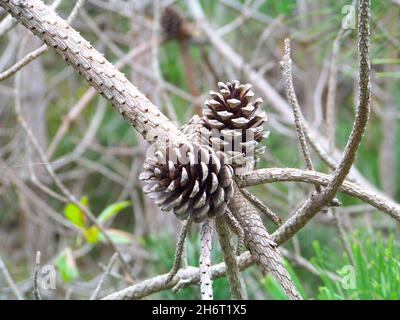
139 139 234 222
202 80 269 167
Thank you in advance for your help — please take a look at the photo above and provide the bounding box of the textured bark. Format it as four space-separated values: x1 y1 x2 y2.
102 252 254 300
199 218 214 300
228 183 302 300
250 0 372 246
236 168 400 223
0 0 185 147
215 216 245 300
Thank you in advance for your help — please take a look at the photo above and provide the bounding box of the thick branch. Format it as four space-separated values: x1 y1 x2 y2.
228 183 302 300
0 0 186 147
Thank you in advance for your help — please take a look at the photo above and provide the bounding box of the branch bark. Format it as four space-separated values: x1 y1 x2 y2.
215 216 245 300
0 0 186 148
228 183 302 300
236 168 400 223
269 0 371 245
102 252 254 300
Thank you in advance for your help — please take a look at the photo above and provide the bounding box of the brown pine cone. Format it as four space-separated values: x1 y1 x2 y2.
139 138 234 222
202 80 269 167
161 6 185 39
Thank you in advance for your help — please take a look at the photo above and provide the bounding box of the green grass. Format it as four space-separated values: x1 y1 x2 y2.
263 230 400 300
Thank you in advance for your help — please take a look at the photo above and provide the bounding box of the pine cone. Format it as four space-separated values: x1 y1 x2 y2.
202 80 269 167
140 120 234 222
161 6 184 38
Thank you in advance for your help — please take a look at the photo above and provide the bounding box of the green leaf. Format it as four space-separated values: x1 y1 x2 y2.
100 229 134 244
97 201 131 224
55 248 79 283
83 226 100 244
64 196 88 228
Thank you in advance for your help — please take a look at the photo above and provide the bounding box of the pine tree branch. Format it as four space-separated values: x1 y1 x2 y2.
0 0 186 147
199 218 214 300
236 168 400 223
270 0 372 244
165 217 193 284
240 188 282 225
215 216 246 300
102 252 254 300
228 183 302 300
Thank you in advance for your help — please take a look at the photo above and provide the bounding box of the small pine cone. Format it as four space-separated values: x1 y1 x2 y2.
139 140 234 223
202 80 269 167
161 6 184 38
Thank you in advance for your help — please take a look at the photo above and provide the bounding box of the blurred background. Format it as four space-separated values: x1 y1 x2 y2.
0 0 399 299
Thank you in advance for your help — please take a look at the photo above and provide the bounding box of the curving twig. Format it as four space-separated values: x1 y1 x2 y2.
165 217 193 284
236 168 400 223
280 38 315 174
272 0 371 244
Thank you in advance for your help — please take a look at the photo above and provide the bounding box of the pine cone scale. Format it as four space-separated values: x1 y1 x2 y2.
202 80 269 168
140 116 235 222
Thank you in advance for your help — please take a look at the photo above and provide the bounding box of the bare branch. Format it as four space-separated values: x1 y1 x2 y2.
280 38 315 173
33 251 42 300
270 0 371 245
228 183 302 300
236 167 400 223
0 0 186 147
0 254 24 300
225 209 245 255
240 188 282 225
90 253 118 300
165 217 193 284
0 0 85 82
102 252 254 300
199 218 214 300
216 216 246 300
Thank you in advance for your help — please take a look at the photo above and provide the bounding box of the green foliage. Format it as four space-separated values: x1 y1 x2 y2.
64 197 132 245
55 248 79 283
99 229 135 245
59 198 132 282
314 232 400 300
97 200 131 224
64 196 88 229
142 233 244 300
83 225 100 244
263 231 400 300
